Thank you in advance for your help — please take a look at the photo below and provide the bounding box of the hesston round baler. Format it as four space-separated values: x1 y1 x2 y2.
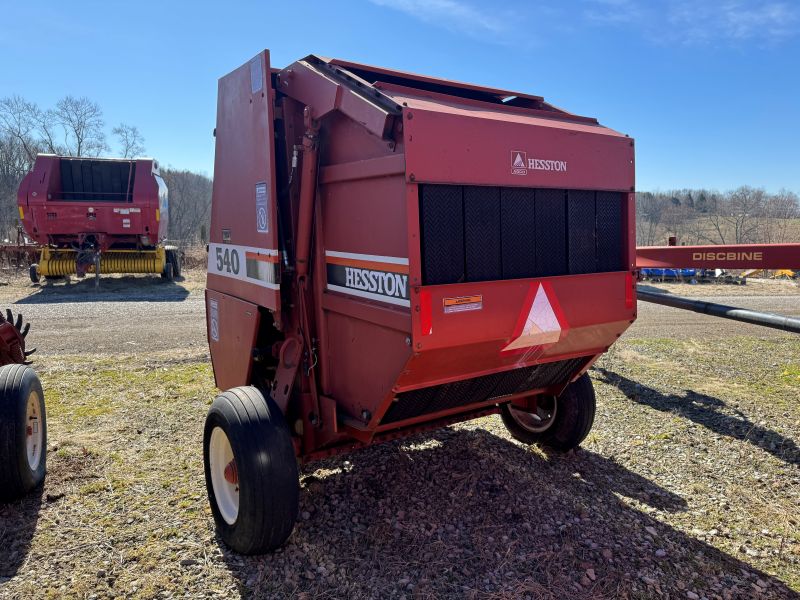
202 51 800 554
17 155 181 286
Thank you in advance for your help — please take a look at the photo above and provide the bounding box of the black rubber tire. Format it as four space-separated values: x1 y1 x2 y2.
500 372 596 452
29 264 40 284
0 365 46 502
168 250 182 278
203 386 299 554
161 262 174 281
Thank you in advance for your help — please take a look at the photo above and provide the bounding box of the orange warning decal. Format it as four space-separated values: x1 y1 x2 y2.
443 295 483 314
502 282 568 353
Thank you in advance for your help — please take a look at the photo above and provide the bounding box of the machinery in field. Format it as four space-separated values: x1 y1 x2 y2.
0 311 46 502
17 155 181 286
203 50 637 553
202 51 800 554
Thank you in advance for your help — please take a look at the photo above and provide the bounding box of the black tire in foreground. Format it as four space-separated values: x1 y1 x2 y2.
29 264 39 284
0 364 46 502
203 386 299 554
500 372 596 452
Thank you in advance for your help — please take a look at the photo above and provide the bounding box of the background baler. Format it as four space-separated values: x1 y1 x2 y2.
203 51 637 554
18 155 180 284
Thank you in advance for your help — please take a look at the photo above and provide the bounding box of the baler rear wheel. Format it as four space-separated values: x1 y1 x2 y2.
167 249 182 278
203 386 299 554
500 373 596 452
0 364 46 501
161 262 174 281
29 264 40 284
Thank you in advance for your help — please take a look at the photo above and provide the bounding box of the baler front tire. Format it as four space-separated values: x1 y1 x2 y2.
500 373 596 452
203 386 299 554
29 264 40 284
0 365 46 502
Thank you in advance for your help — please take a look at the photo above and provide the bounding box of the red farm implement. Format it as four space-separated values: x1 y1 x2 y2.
17 155 181 286
201 51 800 554
0 310 46 502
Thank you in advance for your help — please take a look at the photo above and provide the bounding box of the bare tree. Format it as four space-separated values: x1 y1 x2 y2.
160 168 213 245
0 95 39 163
55 95 108 157
113 123 146 158
762 189 799 243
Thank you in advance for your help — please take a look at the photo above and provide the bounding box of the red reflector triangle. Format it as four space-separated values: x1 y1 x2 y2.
503 282 567 352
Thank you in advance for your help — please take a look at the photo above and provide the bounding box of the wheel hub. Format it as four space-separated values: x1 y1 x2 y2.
224 459 239 485
509 395 558 433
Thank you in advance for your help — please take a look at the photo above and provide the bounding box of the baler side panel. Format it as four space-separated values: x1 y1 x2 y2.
315 112 412 422
206 290 261 390
207 51 280 311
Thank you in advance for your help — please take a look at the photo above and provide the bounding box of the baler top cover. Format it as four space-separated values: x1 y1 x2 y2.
206 51 636 459
18 155 169 250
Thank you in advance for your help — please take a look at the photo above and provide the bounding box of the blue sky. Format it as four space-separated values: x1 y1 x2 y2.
2 0 798 192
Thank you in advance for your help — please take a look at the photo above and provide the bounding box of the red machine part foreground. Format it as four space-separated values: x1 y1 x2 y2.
0 311 46 503
202 50 637 553
0 310 34 367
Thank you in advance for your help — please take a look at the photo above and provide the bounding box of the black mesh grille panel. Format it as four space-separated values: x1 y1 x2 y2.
596 191 624 273
381 357 588 424
59 159 136 202
567 190 597 274
464 186 502 281
420 185 465 284
419 185 624 284
500 188 536 279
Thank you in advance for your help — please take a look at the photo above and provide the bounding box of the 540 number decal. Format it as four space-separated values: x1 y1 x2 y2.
207 243 279 290
215 246 241 274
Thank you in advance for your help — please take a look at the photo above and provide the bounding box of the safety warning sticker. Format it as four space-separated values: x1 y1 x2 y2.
255 182 269 233
209 299 219 342
443 295 483 314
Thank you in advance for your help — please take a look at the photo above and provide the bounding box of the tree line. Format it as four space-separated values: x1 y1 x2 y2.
0 94 210 245
636 188 799 247
2 94 798 249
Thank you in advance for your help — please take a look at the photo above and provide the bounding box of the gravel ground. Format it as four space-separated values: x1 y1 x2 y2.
0 270 797 599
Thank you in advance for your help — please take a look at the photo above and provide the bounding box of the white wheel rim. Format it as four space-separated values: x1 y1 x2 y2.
26 390 43 471
209 427 239 525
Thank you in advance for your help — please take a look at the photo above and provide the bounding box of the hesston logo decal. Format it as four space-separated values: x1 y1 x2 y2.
511 150 567 176
503 282 568 354
325 250 410 307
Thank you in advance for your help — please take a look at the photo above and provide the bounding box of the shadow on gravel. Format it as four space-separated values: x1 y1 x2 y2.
15 275 189 304
0 486 43 580
219 427 794 599
595 367 800 468
636 283 671 294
